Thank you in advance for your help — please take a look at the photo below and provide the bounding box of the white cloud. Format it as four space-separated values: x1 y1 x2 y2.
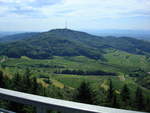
34 0 150 22
0 0 150 31
0 0 150 18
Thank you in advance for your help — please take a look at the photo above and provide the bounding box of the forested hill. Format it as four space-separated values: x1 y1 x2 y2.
0 28 150 59
104 36 150 55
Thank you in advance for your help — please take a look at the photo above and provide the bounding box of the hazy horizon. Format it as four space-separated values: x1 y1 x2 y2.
1 28 150 40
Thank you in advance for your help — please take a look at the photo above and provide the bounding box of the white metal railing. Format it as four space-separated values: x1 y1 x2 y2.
0 88 146 113
0 108 16 113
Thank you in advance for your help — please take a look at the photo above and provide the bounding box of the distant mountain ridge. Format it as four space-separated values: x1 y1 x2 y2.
0 32 39 42
0 29 150 59
0 32 18 38
88 29 150 40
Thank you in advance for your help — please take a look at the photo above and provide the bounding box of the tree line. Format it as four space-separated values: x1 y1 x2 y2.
54 69 116 76
0 70 150 113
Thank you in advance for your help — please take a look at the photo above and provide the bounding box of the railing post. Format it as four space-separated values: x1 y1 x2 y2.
36 106 47 113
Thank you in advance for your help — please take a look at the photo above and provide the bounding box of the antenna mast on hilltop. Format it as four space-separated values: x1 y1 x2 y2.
65 20 68 29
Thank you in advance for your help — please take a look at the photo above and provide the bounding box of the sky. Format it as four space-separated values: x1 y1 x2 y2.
0 0 150 32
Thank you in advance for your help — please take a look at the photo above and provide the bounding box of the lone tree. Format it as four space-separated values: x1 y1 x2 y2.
12 73 22 91
121 84 130 105
107 79 114 105
0 71 5 88
112 93 119 108
22 68 32 93
74 81 95 104
146 97 150 112
31 77 38 94
135 87 144 111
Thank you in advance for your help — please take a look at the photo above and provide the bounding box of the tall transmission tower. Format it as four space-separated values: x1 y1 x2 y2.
65 21 68 29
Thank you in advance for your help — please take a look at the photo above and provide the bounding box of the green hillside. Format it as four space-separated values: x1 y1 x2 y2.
1 29 150 60
103 48 150 71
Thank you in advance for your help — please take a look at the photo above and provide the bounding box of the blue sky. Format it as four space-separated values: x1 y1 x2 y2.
0 0 150 31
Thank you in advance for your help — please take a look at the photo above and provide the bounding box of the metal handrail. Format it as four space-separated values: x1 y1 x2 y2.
0 108 16 113
0 88 146 113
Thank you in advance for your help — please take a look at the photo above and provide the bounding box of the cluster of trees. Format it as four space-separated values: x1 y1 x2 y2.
0 70 72 113
137 74 150 90
129 69 150 90
129 69 146 77
0 70 150 113
54 69 116 76
31 64 64 68
74 80 150 112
